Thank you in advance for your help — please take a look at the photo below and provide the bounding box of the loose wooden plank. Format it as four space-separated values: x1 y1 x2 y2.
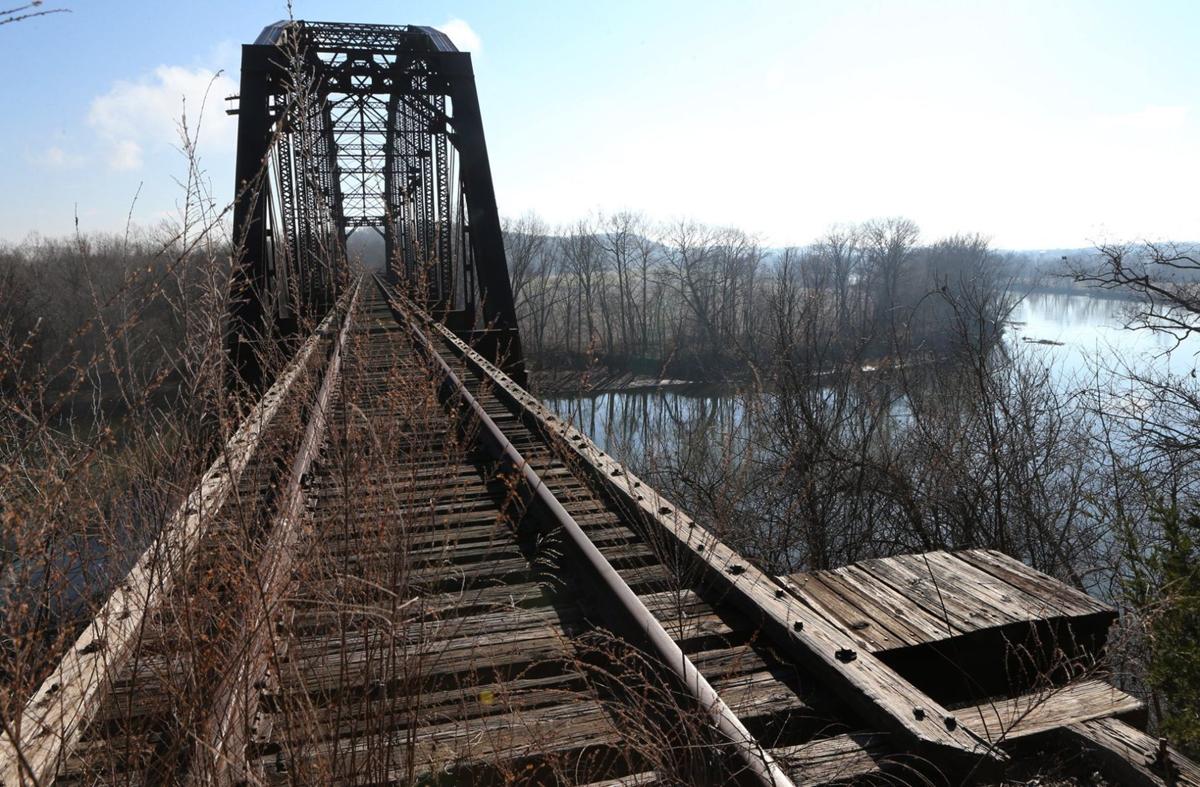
930 550 1065 624
956 679 1143 744
890 551 1030 628
780 572 906 653
1065 717 1200 787
956 549 1110 618
855 554 996 635
827 564 953 648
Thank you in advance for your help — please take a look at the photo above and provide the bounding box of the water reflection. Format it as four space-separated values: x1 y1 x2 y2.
544 388 748 461
1010 292 1197 381
547 290 1200 460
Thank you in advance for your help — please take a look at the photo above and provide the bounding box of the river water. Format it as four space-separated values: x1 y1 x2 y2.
544 290 1200 461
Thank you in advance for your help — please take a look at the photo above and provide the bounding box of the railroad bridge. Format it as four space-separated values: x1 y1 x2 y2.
2 20 1198 787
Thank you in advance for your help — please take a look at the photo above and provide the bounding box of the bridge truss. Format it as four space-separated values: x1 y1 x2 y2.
228 20 523 389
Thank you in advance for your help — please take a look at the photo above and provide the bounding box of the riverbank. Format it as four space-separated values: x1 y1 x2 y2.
530 367 717 397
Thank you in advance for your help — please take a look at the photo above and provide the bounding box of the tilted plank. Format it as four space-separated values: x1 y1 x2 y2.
855 554 1001 635
1064 717 1200 787
957 679 1143 744
956 549 1111 619
826 564 953 648
932 551 1066 623
780 572 908 653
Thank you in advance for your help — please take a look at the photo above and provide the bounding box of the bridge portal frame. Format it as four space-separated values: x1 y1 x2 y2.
228 21 523 391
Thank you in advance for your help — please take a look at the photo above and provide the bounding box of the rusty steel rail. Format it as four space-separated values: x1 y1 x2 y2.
377 277 796 787
380 279 1005 774
0 284 359 787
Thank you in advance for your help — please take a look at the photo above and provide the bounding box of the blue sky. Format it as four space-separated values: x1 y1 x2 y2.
1 0 1196 249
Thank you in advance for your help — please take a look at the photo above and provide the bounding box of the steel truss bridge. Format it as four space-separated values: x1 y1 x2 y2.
227 20 523 391
2 20 1196 787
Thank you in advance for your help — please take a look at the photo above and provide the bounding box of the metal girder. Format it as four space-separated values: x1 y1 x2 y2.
229 19 525 390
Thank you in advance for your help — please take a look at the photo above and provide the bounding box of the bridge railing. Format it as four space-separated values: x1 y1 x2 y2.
0 283 358 787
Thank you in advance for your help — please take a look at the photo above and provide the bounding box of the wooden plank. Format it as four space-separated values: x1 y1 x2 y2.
779 575 884 653
261 698 627 783
772 733 888 786
286 621 580 694
890 551 1032 628
272 670 596 741
956 679 1143 744
711 669 817 724
931 550 1066 623
828 565 953 648
858 554 1008 635
956 549 1110 618
287 578 558 628
782 572 911 652
290 604 582 660
0 287 353 787
1064 717 1200 786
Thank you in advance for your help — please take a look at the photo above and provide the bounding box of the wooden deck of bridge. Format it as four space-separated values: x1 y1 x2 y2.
7 281 1198 787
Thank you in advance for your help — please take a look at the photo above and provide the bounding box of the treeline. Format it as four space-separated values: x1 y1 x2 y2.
504 213 1018 377
0 232 232 419
561 233 1200 755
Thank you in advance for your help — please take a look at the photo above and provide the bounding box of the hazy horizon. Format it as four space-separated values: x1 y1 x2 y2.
2 0 1196 249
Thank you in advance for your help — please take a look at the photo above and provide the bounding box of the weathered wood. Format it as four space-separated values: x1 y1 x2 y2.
856 553 998 635
827 564 953 647
1064 717 1200 787
957 679 1143 744
785 548 1117 660
780 573 903 653
39 283 1194 787
387 285 798 787
196 279 362 785
0 289 352 787
772 733 888 786
955 549 1111 619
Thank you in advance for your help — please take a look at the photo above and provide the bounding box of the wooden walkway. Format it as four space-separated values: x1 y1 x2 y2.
3 278 1198 786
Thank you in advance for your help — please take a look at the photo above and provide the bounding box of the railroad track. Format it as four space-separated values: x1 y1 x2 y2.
8 276 1194 786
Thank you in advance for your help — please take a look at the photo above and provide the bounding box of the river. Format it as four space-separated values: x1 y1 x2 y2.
544 289 1200 463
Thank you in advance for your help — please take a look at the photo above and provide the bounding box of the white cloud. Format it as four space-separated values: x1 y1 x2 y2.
87 65 237 171
109 140 142 172
436 19 482 53
32 145 85 170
